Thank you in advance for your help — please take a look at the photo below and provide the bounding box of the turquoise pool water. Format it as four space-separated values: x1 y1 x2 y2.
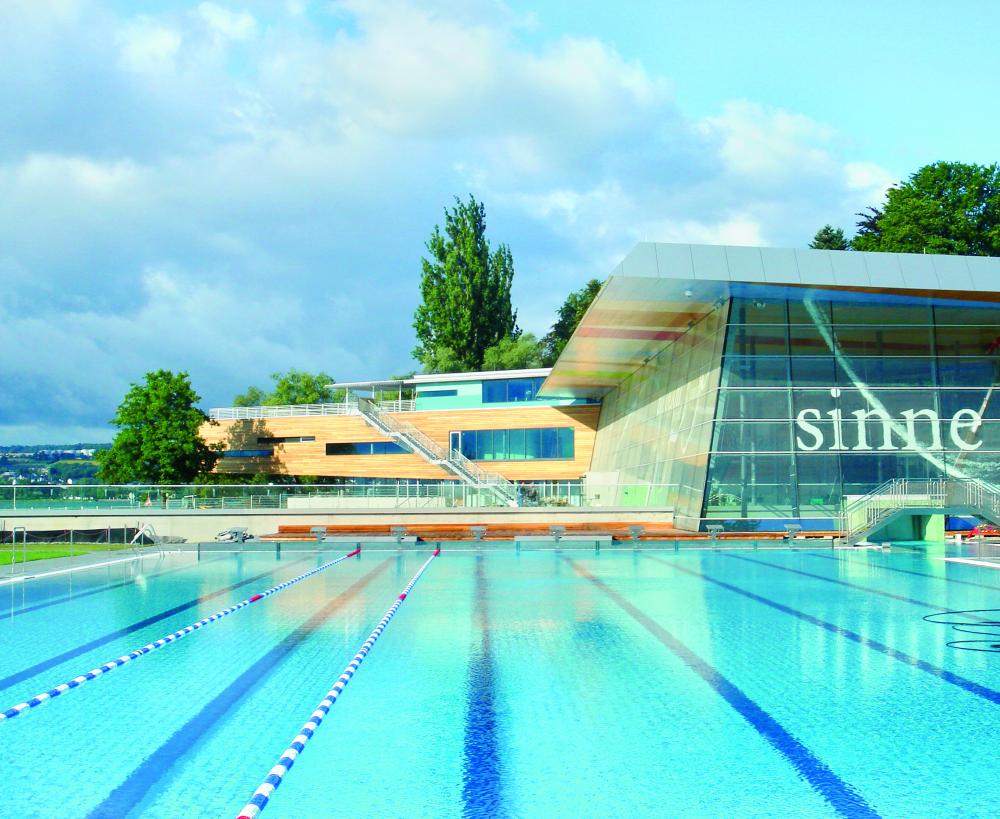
1 546 998 817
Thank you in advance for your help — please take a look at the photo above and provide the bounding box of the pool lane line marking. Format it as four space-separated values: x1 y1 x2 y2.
808 552 1000 592
563 557 879 819
724 554 949 611
235 547 441 819
940 557 1000 571
3 553 234 622
0 552 164 587
83 558 395 819
725 554 1000 630
0 548 362 724
0 555 315 694
643 555 1000 707
462 554 503 816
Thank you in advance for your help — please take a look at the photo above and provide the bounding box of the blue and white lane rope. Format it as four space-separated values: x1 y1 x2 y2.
0 547 362 724
235 546 441 819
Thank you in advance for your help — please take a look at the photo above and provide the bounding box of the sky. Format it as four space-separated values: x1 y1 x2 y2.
2 0 998 444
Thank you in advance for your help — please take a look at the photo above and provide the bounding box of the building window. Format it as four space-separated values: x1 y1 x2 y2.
325 441 412 455
257 436 315 444
481 377 545 403
223 449 273 458
452 427 574 460
419 389 458 398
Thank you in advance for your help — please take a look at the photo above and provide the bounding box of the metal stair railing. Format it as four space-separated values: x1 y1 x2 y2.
356 399 518 506
839 477 1000 545
840 478 947 544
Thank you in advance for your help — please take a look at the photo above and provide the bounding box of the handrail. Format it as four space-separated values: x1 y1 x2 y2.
355 399 518 505
208 400 415 421
839 477 1000 545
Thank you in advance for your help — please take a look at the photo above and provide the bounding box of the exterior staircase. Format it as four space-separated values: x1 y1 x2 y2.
839 478 1000 546
356 399 519 507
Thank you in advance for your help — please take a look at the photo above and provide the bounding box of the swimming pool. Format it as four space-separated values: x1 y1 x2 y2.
1 545 998 817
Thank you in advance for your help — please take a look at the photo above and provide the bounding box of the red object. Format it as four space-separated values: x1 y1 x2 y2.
248 594 263 603
433 547 441 556
970 525 1000 536
347 547 361 558
398 593 407 601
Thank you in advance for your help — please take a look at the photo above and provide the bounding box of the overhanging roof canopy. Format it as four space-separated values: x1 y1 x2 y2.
540 242 1000 400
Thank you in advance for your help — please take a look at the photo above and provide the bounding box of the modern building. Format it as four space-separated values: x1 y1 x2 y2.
205 242 1000 534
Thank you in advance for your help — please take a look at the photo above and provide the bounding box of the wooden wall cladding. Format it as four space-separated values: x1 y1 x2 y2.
202 405 600 480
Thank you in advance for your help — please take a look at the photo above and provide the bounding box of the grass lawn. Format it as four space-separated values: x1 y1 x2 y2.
0 543 136 566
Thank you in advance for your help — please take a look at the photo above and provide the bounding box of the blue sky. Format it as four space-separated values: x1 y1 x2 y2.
1 0 997 443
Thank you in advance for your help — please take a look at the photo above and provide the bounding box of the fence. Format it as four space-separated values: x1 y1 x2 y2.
0 482 678 511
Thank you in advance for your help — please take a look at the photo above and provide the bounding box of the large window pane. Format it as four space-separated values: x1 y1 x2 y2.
557 428 575 458
524 428 542 459
540 427 558 458
938 358 1000 387
477 430 494 459
721 356 789 387
730 297 788 324
718 390 790 420
725 324 788 355
790 357 836 386
713 421 791 452
508 428 526 460
834 326 931 357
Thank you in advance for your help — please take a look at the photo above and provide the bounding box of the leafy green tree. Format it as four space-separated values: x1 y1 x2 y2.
809 225 849 250
233 386 266 407
233 369 343 406
852 161 1000 255
95 370 219 483
482 333 543 370
541 278 602 366
414 195 518 371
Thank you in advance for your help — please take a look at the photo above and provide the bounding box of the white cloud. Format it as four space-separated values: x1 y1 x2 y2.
0 0 894 442
700 100 838 180
197 3 257 42
117 17 182 74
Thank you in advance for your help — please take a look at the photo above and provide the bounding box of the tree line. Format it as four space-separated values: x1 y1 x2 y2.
97 160 1000 483
810 161 1000 254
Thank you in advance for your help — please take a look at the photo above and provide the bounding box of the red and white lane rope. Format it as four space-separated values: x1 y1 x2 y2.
0 548 362 723
235 546 442 819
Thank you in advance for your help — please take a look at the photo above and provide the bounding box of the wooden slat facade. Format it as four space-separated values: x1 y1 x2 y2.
201 405 600 480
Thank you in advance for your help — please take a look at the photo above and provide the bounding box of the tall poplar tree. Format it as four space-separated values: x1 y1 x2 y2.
413 195 518 371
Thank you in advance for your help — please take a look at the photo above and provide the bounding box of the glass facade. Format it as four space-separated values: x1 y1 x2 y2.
703 292 1000 528
482 377 546 403
588 304 728 526
453 427 574 460
325 441 412 455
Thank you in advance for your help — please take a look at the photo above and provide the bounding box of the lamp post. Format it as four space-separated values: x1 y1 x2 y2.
11 480 15 511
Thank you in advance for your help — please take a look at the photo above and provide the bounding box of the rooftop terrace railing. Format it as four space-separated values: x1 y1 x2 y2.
207 399 415 421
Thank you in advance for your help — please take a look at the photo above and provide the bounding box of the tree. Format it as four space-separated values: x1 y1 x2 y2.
852 161 1000 255
809 225 849 250
482 333 543 370
233 369 341 406
541 278 602 366
413 195 518 371
95 370 219 483
233 386 266 407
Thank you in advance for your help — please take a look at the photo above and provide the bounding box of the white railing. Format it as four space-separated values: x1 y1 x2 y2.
209 399 416 420
840 477 1000 544
355 399 518 505
209 403 358 420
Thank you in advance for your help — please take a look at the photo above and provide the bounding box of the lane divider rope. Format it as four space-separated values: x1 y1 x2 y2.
0 547 362 724
235 546 441 819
